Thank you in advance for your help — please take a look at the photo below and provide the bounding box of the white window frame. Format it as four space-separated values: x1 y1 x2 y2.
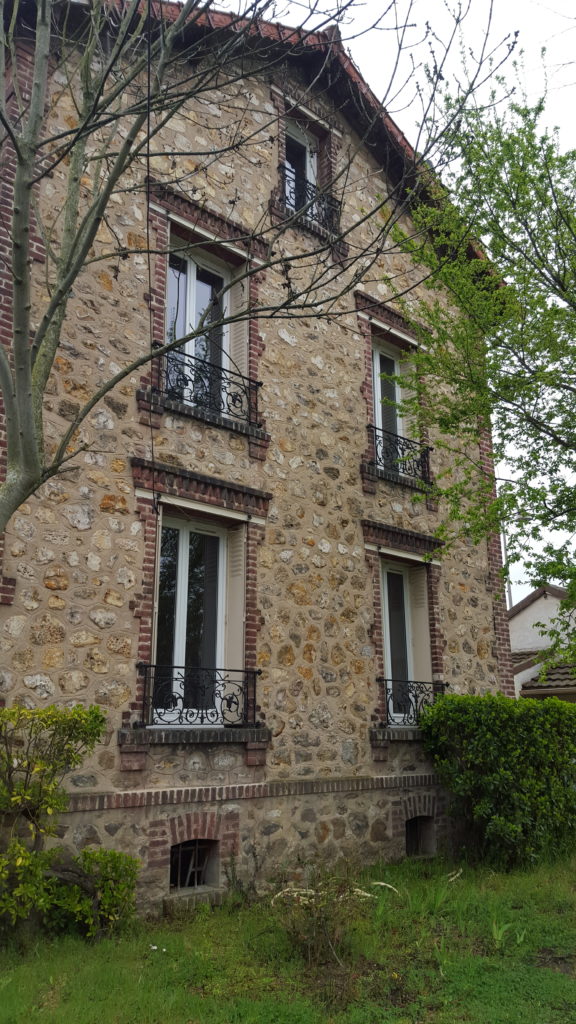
167 246 231 371
152 515 228 727
163 515 227 671
380 558 433 725
285 118 318 186
372 341 404 438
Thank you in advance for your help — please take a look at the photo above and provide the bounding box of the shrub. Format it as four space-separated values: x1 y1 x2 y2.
0 705 106 848
420 693 576 867
271 874 375 966
48 848 140 937
0 705 138 941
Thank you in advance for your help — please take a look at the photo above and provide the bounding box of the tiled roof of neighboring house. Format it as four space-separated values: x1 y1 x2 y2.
511 649 540 666
507 585 567 620
519 660 576 698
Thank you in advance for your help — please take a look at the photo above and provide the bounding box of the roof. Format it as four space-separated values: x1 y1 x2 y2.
507 585 567 621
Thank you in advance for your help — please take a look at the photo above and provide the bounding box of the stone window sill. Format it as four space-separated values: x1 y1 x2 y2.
361 461 430 493
136 389 270 443
370 726 424 761
118 726 271 770
119 726 271 746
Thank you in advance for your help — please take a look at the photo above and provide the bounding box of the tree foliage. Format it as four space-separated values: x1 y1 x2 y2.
421 693 576 868
394 94 576 660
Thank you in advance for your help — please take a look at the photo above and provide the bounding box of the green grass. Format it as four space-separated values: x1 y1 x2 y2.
1 856 575 1024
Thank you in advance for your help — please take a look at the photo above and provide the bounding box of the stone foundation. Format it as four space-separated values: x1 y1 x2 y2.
59 763 450 911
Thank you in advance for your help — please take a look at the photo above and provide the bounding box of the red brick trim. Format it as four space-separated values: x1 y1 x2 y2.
427 563 445 681
478 430 514 697
361 520 443 557
66 771 443 813
131 459 272 517
146 808 240 871
148 179 268 262
354 290 420 341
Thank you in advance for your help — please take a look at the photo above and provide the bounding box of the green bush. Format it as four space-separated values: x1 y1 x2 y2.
420 694 576 868
0 841 139 939
0 705 138 940
0 704 106 848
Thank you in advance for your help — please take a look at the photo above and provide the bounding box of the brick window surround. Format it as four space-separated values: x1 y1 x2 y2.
362 520 445 733
138 182 270 460
355 291 432 496
269 85 346 256
125 459 272 758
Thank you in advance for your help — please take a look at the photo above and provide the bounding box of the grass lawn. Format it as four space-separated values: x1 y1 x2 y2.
1 856 575 1024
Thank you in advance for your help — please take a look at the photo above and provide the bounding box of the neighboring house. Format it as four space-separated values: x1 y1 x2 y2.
508 586 576 701
0 7 514 909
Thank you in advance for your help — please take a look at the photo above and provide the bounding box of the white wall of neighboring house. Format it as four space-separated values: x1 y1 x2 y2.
508 592 564 654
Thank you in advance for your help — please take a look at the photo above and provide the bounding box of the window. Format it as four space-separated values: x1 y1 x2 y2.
381 561 433 725
284 119 317 214
371 339 430 484
164 244 259 428
170 840 219 889
405 817 435 857
278 116 339 234
150 515 246 727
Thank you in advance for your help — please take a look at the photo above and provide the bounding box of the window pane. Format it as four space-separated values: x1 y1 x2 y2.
378 353 398 436
194 267 224 367
156 527 179 666
183 531 219 667
154 526 179 709
167 255 187 343
387 571 409 679
184 532 219 711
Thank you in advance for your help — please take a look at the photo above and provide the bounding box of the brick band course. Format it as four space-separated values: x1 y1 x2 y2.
67 771 440 813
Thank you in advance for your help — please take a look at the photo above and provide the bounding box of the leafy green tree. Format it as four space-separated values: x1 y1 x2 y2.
396 97 576 663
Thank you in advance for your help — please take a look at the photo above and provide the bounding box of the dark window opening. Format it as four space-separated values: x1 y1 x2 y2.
170 839 219 889
405 815 435 857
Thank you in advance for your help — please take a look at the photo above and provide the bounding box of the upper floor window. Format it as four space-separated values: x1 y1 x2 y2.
162 243 261 430
370 337 431 485
271 93 341 237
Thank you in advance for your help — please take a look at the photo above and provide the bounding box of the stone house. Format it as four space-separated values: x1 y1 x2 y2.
0 6 514 908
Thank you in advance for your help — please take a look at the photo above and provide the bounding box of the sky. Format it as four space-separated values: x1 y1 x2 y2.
342 0 575 148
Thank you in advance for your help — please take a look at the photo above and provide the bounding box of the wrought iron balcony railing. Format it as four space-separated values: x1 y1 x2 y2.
140 665 259 727
368 424 432 484
380 678 446 727
280 163 341 234
162 352 262 429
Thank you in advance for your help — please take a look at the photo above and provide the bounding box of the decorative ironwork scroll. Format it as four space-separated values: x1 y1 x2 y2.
369 425 431 484
163 353 261 428
383 678 446 727
280 163 341 234
141 665 258 727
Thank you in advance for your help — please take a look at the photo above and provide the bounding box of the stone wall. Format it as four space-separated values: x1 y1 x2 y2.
0 38 512 904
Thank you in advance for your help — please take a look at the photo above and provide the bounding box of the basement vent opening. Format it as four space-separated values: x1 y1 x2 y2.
170 839 219 889
405 815 435 857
